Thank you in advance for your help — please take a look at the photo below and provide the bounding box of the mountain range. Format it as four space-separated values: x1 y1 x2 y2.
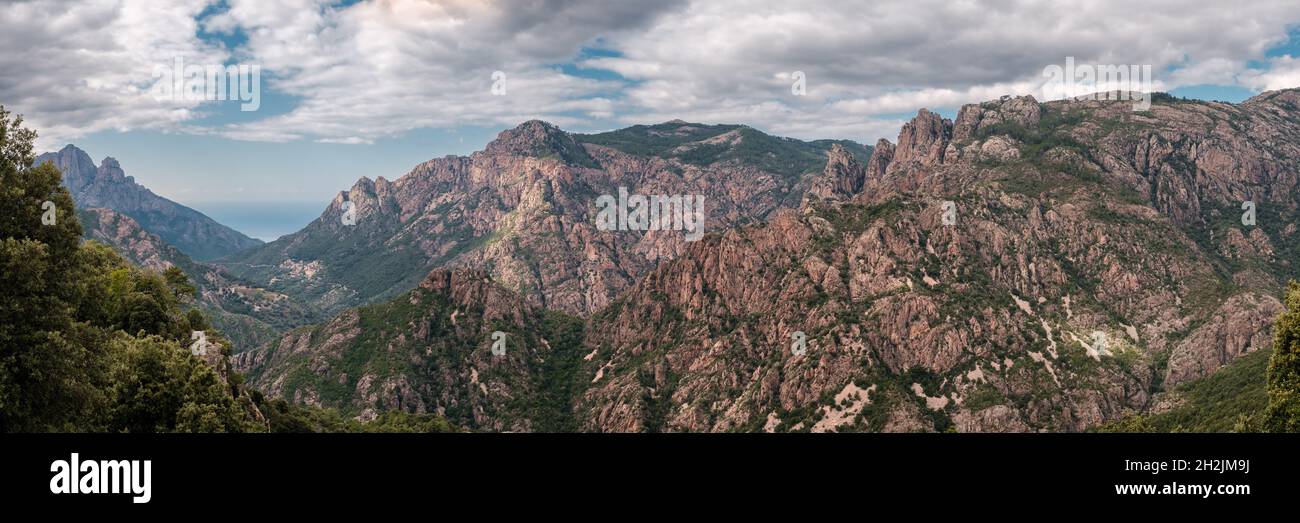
213 120 869 321
52 89 1300 431
35 145 262 261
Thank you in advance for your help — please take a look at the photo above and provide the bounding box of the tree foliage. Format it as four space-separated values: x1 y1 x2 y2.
1 107 457 433
1 105 100 431
105 334 251 433
0 106 256 432
1265 281 1300 432
250 391 458 433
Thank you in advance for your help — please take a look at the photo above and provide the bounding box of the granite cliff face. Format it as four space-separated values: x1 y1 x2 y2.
576 91 1299 432
36 145 262 261
78 207 186 273
235 90 1300 432
806 144 867 202
219 121 867 322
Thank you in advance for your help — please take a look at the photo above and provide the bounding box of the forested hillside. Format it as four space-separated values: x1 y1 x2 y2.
0 106 455 433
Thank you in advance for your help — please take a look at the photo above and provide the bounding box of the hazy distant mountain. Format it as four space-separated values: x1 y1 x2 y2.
235 90 1300 432
36 145 262 260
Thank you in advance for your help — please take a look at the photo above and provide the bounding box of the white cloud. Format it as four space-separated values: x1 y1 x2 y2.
0 0 228 150
1243 56 1300 92
316 136 373 145
204 0 679 142
4 0 1300 149
590 0 1300 142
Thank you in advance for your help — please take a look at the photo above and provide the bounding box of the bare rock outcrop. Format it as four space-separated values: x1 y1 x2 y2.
1166 293 1284 387
807 143 867 201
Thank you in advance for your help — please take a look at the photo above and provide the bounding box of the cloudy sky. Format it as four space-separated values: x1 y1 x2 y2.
4 0 1300 209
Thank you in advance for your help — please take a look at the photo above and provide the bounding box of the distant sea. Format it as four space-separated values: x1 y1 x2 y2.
187 201 327 242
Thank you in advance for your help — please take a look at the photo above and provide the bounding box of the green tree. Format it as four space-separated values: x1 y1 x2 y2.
0 107 454 433
122 291 171 336
0 107 262 433
1264 281 1300 432
0 105 102 431
186 308 210 332
105 334 252 433
163 266 197 301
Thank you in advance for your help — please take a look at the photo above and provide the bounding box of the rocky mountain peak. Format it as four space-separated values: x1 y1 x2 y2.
866 138 895 178
483 119 596 167
321 175 397 227
349 176 376 194
807 143 867 201
39 144 97 191
890 108 953 171
344 174 398 200
952 94 1041 142
97 156 129 183
35 144 262 260
486 119 566 152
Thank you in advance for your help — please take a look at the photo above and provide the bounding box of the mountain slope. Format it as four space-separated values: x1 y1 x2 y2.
234 90 1300 432
575 91 1300 432
78 207 316 352
234 269 585 431
1096 347 1271 432
218 120 868 324
36 145 262 260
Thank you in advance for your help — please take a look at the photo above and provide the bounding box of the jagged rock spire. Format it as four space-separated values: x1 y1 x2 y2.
808 143 867 201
